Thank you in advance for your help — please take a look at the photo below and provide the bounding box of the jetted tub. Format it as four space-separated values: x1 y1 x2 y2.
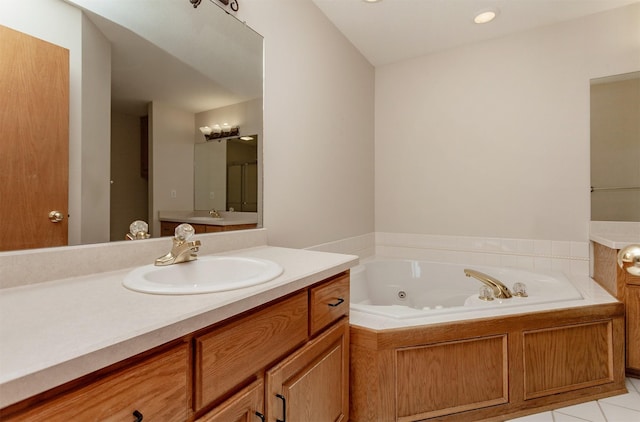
350 259 583 319
347 258 626 421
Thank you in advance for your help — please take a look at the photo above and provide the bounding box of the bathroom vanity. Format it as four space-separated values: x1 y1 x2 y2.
0 245 355 421
159 211 259 236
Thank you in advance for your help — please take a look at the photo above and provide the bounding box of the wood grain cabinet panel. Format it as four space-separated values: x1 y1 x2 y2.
523 321 613 399
395 335 508 421
266 318 349 422
592 241 640 376
197 379 265 422
2 344 189 421
194 292 308 411
627 286 640 371
309 273 350 335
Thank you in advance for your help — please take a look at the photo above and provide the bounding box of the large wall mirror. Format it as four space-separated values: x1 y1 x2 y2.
0 0 263 252
590 71 640 222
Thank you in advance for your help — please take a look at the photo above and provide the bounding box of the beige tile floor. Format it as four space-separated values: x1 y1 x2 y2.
507 377 640 422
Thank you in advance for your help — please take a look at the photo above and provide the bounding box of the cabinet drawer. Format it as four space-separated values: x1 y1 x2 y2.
309 272 350 335
194 292 308 411
4 344 189 421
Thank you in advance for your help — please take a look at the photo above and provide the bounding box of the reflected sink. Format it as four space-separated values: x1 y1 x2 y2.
123 256 284 295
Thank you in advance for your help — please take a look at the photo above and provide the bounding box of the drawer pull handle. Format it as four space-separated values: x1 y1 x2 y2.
255 411 265 422
276 393 286 422
328 297 345 307
133 410 143 422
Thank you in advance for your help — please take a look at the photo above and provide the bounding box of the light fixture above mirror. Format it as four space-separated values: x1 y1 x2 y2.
199 123 240 141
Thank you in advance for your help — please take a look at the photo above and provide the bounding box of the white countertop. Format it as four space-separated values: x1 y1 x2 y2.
0 246 358 408
590 221 640 249
158 210 258 226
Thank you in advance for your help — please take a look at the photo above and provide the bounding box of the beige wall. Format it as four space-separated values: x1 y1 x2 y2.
591 75 640 221
237 0 376 249
374 4 640 242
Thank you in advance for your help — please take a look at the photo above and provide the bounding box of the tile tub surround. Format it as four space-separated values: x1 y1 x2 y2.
0 245 358 408
374 232 591 275
305 232 592 277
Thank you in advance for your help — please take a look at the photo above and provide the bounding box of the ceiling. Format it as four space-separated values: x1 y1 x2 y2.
311 0 640 67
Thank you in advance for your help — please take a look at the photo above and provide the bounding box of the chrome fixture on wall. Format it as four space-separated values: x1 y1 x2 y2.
618 244 640 276
199 123 239 141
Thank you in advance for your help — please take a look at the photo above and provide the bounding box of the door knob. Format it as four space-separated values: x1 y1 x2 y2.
48 210 64 223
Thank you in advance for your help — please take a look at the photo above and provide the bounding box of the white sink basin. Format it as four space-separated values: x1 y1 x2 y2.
123 256 283 295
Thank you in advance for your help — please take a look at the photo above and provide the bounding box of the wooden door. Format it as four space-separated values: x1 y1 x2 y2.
266 318 349 422
0 25 69 251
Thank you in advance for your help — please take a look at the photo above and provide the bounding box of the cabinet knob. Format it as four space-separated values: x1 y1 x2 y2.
133 410 143 421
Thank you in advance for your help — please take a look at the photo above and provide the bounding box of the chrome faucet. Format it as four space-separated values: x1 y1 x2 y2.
464 269 513 299
209 209 221 218
155 223 201 266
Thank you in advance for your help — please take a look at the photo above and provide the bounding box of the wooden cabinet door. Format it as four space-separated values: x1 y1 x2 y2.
266 318 349 422
0 25 69 251
198 379 265 422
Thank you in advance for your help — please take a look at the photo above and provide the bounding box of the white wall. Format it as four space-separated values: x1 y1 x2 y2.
375 4 640 242
149 102 196 237
237 0 376 249
79 14 111 245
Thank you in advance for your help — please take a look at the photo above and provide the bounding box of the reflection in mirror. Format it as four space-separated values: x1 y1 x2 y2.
195 136 259 213
590 71 640 222
0 0 263 252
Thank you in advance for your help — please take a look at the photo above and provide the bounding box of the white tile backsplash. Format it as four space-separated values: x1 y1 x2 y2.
309 232 590 275
373 232 589 275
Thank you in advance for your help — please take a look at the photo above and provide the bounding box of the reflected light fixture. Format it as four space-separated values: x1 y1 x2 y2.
474 9 498 24
199 123 239 141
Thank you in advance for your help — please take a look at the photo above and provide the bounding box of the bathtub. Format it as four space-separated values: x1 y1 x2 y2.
350 259 583 320
348 258 626 421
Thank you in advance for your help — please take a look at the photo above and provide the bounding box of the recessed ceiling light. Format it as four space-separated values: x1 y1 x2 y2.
474 10 498 24
363 0 382 3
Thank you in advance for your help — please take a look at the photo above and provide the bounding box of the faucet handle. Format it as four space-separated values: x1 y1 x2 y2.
174 223 195 241
126 220 150 240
